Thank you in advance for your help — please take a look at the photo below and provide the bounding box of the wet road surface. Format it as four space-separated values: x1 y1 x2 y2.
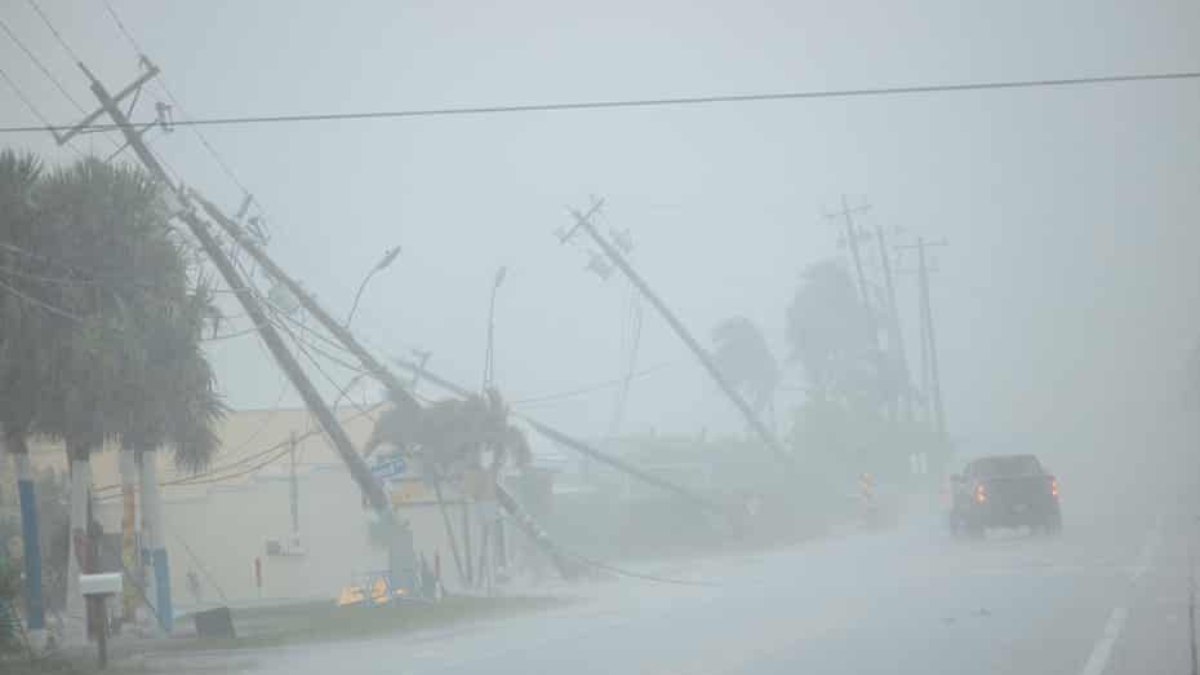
160 470 1199 674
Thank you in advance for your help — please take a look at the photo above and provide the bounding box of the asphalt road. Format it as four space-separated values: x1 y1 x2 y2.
166 463 1200 675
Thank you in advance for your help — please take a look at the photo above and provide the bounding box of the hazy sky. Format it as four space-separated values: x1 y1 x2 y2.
3 1 1198 456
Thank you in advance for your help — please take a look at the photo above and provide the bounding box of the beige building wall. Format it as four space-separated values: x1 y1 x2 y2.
21 405 491 609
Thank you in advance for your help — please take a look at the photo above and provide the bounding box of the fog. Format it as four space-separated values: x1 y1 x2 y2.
2 1 1199 673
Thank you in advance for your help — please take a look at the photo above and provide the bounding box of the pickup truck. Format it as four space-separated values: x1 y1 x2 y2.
948 454 1061 538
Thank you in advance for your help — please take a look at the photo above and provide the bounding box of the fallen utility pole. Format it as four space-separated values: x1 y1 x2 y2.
188 197 581 579
562 201 794 470
194 193 728 520
71 60 730 582
65 63 416 586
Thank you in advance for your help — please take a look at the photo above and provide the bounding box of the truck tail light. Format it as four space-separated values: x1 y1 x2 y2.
975 484 987 504
1051 478 1059 500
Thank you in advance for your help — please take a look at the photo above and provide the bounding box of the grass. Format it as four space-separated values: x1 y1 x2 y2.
167 594 569 651
0 594 570 674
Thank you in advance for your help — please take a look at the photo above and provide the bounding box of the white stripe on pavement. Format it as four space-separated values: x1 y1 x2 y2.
1080 607 1129 675
1079 515 1163 675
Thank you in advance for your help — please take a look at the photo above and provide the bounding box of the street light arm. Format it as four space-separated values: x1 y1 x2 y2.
345 268 378 328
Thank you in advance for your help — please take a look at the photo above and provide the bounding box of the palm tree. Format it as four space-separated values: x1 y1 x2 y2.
115 281 223 631
366 388 572 586
0 150 48 632
785 260 880 405
711 316 780 426
32 158 220 630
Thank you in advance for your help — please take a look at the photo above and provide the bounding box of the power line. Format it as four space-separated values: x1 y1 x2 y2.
199 324 261 343
94 403 381 495
0 61 84 158
25 0 83 65
97 0 143 55
229 253 369 397
512 362 673 407
98 0 262 212
0 13 86 114
1 69 1197 136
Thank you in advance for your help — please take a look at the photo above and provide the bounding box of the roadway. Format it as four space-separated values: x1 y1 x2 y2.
157 456 1199 674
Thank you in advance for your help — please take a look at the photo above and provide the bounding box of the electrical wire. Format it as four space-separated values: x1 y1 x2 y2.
25 0 83 64
199 324 261 343
0 48 85 159
94 403 382 495
2 69 1198 136
563 549 719 587
98 0 265 222
0 13 85 114
97 0 142 55
512 362 672 406
3 5 121 154
0 62 61 136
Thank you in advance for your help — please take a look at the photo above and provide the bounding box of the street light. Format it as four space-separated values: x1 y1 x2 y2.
345 246 401 328
482 266 507 390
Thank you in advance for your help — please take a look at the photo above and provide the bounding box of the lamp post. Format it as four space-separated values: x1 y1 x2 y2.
476 266 507 588
482 266 508 389
345 246 401 328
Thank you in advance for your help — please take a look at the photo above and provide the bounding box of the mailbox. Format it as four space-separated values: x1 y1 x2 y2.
79 572 123 597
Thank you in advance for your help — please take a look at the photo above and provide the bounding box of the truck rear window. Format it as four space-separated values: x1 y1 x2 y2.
971 455 1043 477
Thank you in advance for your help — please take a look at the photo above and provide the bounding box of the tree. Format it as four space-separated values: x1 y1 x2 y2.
784 259 918 495
30 158 220 629
0 149 49 632
111 254 221 630
366 388 541 586
785 260 886 406
711 316 779 418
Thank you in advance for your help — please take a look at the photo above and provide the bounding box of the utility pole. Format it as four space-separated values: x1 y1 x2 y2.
288 433 299 538
873 221 912 420
64 63 416 588
561 200 793 470
897 237 948 439
828 196 874 314
67 60 730 583
482 266 507 390
196 188 724 523
828 197 891 417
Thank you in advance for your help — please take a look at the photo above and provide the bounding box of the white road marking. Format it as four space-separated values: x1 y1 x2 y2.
1079 515 1164 675
1130 514 1165 584
1080 607 1129 675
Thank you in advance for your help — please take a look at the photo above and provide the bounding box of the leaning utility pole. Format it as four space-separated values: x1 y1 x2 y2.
872 221 912 420
828 196 874 314
897 237 948 439
198 171 735 571
561 200 793 469
63 62 416 586
67 60 730 584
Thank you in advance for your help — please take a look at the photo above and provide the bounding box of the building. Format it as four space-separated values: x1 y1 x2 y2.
15 404 517 612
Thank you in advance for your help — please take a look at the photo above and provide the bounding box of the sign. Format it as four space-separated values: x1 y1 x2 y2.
371 457 408 480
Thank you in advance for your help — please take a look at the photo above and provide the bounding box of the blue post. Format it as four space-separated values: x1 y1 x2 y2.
153 548 172 632
16 470 45 630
